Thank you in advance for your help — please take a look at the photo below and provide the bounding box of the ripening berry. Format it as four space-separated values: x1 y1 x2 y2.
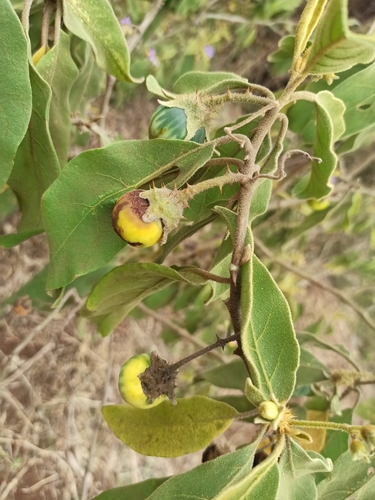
118 353 167 409
112 190 163 248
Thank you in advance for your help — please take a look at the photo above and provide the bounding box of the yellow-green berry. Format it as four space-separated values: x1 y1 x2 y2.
118 353 167 409
112 190 163 248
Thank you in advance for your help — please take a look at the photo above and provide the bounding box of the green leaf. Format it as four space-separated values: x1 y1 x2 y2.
268 36 295 75
174 71 249 94
332 62 375 139
296 348 329 387
306 0 375 75
146 75 171 99
4 263 115 311
42 140 214 290
36 31 79 165
337 122 375 155
206 242 231 303
215 395 255 416
183 166 239 223
146 434 265 499
7 64 60 231
0 228 43 249
197 360 249 391
242 255 299 402
356 398 375 424
0 188 17 222
0 0 32 188
70 42 106 115
91 478 169 500
157 212 218 264
319 409 352 467
297 331 358 370
62 0 142 83
84 263 208 336
292 91 345 199
277 440 332 500
212 208 299 403
102 396 238 457
317 451 375 499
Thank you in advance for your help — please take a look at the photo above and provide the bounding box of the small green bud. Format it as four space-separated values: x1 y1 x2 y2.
258 401 279 421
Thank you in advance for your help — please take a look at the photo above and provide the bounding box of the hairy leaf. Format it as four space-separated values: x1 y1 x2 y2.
43 140 213 290
242 255 299 402
62 0 141 83
0 228 43 248
0 0 32 188
306 0 375 75
317 451 375 499
8 64 60 230
84 263 208 336
36 32 79 165
174 71 249 94
213 208 299 402
91 478 169 500
268 35 295 75
277 440 332 500
333 62 375 139
70 42 105 115
319 409 352 467
296 348 329 387
146 434 264 499
292 91 345 199
102 396 238 457
197 360 249 391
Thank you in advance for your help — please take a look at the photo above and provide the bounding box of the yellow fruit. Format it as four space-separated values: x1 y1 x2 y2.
118 353 167 409
112 190 163 248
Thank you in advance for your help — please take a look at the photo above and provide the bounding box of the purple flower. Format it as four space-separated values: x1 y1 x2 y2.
148 48 160 67
204 45 215 59
120 16 132 26
329 176 339 185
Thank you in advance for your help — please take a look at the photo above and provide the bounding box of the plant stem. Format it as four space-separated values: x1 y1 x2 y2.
41 0 54 48
187 268 231 284
22 0 34 35
181 171 251 202
169 333 239 371
291 419 362 434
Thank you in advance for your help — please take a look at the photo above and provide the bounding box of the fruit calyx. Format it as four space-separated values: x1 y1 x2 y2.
138 351 178 404
140 186 189 244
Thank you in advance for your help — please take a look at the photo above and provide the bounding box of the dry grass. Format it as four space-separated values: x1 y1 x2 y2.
0 226 252 499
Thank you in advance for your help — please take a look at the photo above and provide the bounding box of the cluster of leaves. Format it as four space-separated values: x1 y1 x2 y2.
2 0 375 499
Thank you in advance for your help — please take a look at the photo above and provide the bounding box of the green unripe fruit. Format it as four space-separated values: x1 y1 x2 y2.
112 190 163 248
149 105 205 143
118 353 167 409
